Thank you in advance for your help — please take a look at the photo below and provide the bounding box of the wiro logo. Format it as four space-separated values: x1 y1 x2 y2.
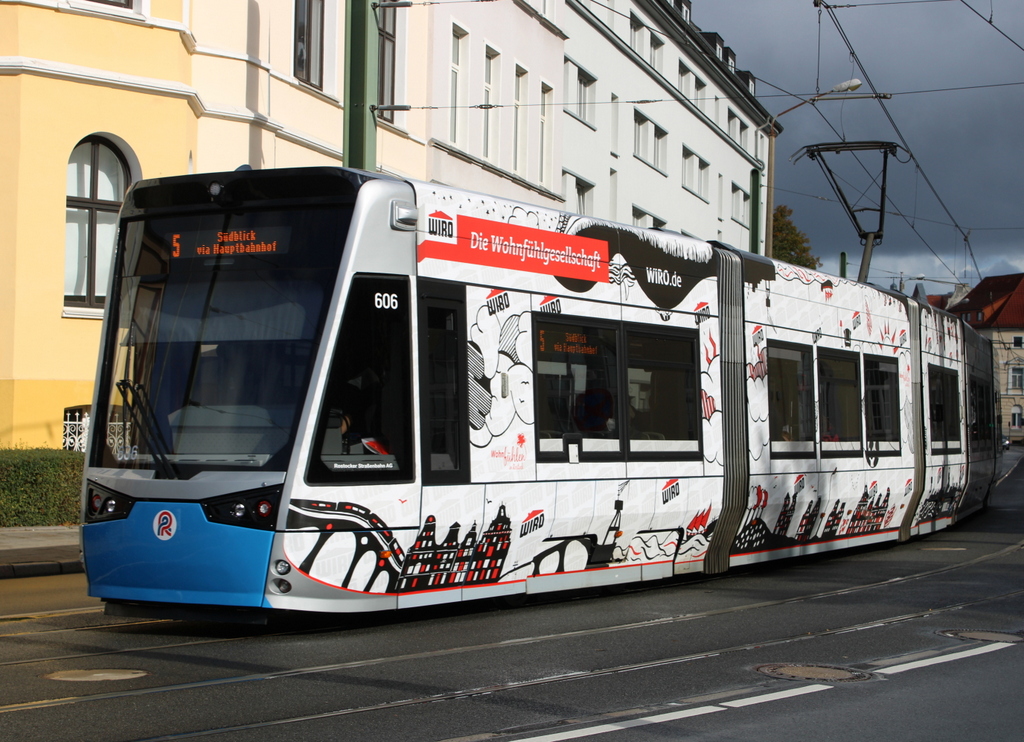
520 509 545 537
538 296 562 314
427 211 455 240
486 289 510 316
154 510 177 541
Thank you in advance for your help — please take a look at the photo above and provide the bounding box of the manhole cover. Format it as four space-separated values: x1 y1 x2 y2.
45 669 149 682
940 629 1023 643
756 663 874 682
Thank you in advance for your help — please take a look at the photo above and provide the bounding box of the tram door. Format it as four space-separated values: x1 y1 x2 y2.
418 280 470 485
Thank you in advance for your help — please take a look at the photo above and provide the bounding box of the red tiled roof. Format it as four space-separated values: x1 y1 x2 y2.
957 273 1024 329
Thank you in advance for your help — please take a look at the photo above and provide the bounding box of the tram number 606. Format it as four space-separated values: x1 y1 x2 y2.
374 292 399 310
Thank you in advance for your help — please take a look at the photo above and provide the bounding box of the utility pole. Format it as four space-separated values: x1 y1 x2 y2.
344 0 379 170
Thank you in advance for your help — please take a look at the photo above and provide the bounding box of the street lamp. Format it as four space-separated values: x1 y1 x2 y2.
764 79 862 258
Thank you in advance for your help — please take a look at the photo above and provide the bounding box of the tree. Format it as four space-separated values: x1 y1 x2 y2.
772 205 821 269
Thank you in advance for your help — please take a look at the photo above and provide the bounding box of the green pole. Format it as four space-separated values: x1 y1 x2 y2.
344 0 378 170
749 168 762 255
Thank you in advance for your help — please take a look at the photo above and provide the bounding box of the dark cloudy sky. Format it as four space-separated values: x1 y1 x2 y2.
692 0 1024 296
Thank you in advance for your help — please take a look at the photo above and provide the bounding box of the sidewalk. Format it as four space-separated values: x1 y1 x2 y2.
1 451 1020 579
0 526 82 579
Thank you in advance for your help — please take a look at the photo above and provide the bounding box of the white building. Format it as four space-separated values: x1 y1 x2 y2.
376 0 771 252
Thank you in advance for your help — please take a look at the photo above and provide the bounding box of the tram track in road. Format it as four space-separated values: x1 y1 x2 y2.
17 585 1024 741
1 535 1022 722
2 528 1015 675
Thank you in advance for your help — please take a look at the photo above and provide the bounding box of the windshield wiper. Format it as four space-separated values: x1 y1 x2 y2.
116 379 180 480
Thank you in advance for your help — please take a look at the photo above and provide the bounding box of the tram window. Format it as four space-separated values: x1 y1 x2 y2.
968 377 993 447
767 343 814 449
818 350 861 449
307 275 413 484
420 285 469 484
626 331 699 454
928 365 961 453
536 319 620 456
865 357 900 447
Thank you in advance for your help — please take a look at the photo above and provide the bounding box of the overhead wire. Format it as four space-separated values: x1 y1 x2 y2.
815 1 983 281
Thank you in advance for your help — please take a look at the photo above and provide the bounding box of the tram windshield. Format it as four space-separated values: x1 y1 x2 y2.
93 207 351 477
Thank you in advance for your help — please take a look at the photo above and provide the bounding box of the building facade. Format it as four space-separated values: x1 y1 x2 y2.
2 0 769 448
952 274 1024 443
376 0 770 247
1 0 350 447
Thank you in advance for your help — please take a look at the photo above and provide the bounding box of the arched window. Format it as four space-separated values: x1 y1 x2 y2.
65 137 129 309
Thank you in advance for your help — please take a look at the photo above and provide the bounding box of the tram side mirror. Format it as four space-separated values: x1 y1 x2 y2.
390 201 418 231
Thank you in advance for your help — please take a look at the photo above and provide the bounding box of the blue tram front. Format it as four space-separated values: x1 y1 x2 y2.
83 168 422 615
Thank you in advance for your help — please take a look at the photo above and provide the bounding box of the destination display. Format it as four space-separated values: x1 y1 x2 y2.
537 327 600 356
167 227 292 259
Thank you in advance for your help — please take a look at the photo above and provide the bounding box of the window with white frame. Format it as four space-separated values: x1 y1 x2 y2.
513 66 528 175
633 112 666 171
295 0 324 88
632 207 665 229
694 76 707 113
649 32 663 69
564 172 594 215
677 61 692 98
65 137 129 309
630 15 645 56
682 146 709 199
450 26 467 143
727 110 749 149
610 93 620 153
90 0 133 8
1012 405 1023 429
482 47 499 159
731 183 750 225
564 59 596 124
1010 366 1024 391
539 83 553 185
377 6 397 122
1013 336 1023 348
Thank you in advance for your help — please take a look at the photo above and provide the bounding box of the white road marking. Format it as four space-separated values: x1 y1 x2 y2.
511 706 724 741
875 642 1012 674
513 642 1017 741
720 684 834 707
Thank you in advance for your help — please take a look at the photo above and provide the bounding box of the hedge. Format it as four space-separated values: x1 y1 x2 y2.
0 448 84 527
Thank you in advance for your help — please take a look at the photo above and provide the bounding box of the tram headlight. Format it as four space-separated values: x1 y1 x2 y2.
201 486 282 530
273 578 292 593
274 560 291 575
85 483 135 523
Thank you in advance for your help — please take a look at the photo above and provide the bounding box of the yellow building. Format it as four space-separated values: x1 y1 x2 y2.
1 0 349 447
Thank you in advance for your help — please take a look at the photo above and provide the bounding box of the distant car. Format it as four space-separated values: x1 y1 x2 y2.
1002 436 1010 450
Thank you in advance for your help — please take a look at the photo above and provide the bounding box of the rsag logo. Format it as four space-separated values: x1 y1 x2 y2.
153 510 177 541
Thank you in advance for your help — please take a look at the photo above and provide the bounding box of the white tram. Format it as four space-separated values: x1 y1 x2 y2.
80 167 998 618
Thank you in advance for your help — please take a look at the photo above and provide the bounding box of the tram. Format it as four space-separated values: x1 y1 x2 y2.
80 166 999 619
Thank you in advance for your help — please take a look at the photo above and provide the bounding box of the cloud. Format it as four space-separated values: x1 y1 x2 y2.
693 1 1024 294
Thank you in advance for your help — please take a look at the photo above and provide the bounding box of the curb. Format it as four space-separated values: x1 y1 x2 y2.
0 560 84 580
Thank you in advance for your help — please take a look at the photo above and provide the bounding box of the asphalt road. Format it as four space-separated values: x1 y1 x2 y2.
1 458 1022 741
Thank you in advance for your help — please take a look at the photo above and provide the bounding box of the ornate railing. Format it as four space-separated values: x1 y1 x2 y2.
62 410 90 452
